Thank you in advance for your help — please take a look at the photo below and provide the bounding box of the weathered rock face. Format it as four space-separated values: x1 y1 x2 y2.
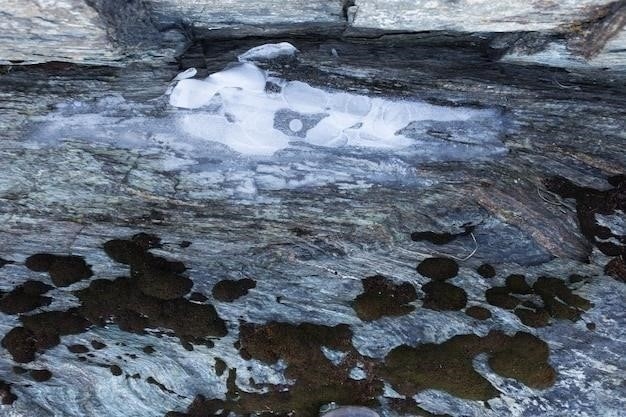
1 0 624 70
351 0 618 32
146 0 347 37
0 0 120 65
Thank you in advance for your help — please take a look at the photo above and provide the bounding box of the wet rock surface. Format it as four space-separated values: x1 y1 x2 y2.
0 32 624 417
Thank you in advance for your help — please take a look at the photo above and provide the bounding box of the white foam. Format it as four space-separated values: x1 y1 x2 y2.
237 42 299 62
168 50 498 157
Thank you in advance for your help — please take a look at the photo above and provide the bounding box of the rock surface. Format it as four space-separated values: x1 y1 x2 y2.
1 0 625 70
0 36 624 417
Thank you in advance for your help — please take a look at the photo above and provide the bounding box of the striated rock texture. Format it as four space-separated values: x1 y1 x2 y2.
0 36 624 417
1 0 625 70
351 0 621 32
0 0 121 65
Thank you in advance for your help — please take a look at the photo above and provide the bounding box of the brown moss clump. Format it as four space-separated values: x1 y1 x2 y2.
353 275 417 321
544 175 625 257
485 287 520 309
465 306 492 320
488 332 555 389
379 331 555 401
416 258 459 280
30 369 52 382
505 275 532 294
0 280 53 315
212 278 256 302
422 281 467 311
476 264 496 278
605 257 626 282
0 380 17 405
485 275 590 327
209 321 384 417
2 234 226 363
25 254 93 287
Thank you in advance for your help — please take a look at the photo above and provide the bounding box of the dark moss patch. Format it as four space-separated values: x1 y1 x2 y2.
2 235 226 363
212 278 256 302
91 340 106 350
485 275 590 327
476 264 496 278
544 175 625 257
411 225 475 246
505 275 532 294
24 254 57 272
189 292 208 302
48 257 93 287
485 287 521 310
228 322 382 417
379 331 555 401
76 276 227 345
465 306 491 320
2 327 38 363
12 366 27 375
514 307 550 327
147 376 176 394
110 365 123 376
533 276 591 321
30 369 52 382
25 254 93 287
0 280 53 314
67 344 89 354
353 275 417 321
422 281 467 311
0 380 17 405
214 358 227 376
416 258 459 281
605 257 626 282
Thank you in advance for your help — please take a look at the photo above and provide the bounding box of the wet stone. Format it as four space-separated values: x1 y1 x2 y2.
110 365 123 376
352 275 417 321
25 254 93 287
416 258 459 280
212 278 256 302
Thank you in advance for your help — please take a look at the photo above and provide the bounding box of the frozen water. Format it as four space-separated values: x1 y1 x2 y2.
24 42 507 194
237 42 299 62
168 51 503 156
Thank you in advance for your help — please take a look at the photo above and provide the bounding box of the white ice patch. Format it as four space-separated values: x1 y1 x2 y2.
168 55 499 156
24 42 506 195
238 42 299 62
